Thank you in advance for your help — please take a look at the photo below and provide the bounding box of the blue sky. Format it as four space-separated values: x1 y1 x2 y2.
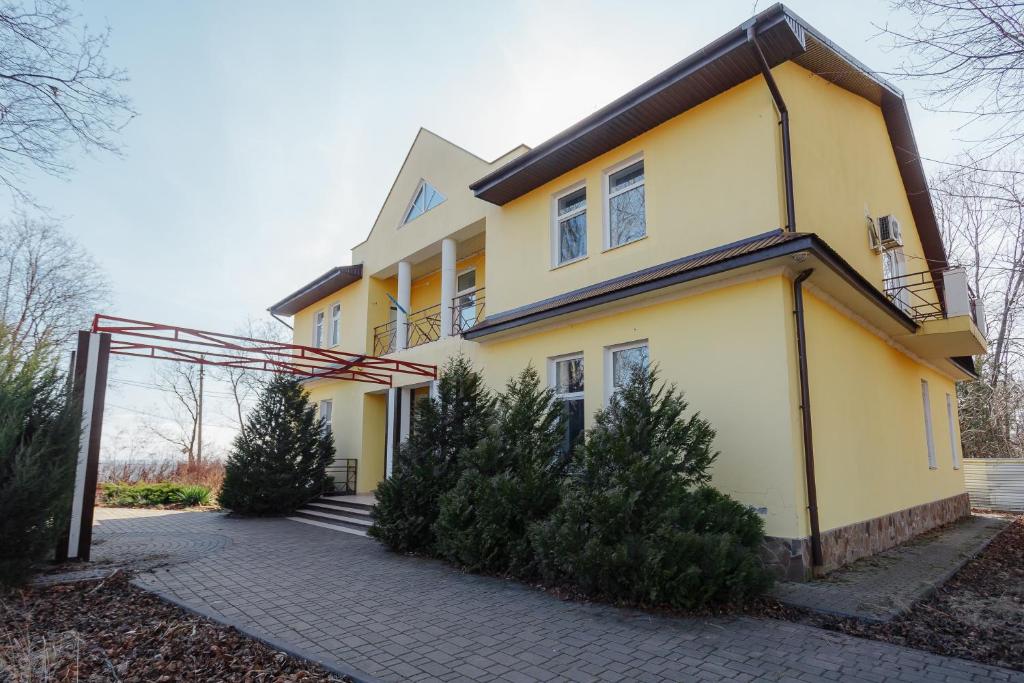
9 0 968 457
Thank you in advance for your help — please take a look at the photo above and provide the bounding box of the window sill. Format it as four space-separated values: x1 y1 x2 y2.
602 234 648 253
551 255 588 271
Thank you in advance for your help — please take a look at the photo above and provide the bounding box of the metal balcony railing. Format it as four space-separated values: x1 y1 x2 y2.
883 270 944 322
372 303 442 355
370 288 486 354
452 287 485 335
883 268 982 328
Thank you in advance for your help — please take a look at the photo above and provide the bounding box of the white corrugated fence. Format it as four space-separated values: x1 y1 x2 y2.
963 458 1024 512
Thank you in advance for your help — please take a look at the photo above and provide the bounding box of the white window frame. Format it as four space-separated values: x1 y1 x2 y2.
551 181 588 268
604 339 649 404
603 153 646 250
946 393 960 469
883 247 910 314
329 302 341 347
922 379 937 469
313 309 325 348
549 352 584 402
319 399 333 434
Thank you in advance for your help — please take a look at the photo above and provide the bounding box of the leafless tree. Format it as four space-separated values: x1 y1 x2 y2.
884 1 1024 152
933 154 1024 455
149 361 205 466
217 317 288 438
0 0 135 201
0 212 108 356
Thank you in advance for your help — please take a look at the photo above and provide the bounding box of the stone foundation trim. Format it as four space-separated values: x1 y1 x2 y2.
764 492 971 579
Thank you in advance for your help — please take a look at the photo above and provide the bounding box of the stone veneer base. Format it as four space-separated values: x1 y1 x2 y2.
763 492 971 581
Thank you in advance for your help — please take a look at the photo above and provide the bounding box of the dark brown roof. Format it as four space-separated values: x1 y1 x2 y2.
268 265 363 316
469 3 948 274
464 229 915 339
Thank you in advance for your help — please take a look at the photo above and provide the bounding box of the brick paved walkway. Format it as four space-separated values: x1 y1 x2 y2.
774 514 1011 621
93 508 1024 682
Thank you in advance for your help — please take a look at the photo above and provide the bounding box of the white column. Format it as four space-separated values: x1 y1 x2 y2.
385 387 397 478
440 238 457 338
396 260 412 351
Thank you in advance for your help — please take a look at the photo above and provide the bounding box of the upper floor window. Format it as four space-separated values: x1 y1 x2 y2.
883 247 910 314
551 353 585 455
606 158 646 248
403 180 445 224
606 340 649 402
313 310 325 348
329 303 341 346
554 185 587 266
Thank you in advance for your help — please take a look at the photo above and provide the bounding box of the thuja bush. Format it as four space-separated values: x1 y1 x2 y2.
370 355 493 554
435 366 566 577
530 365 771 609
219 376 334 514
0 334 79 586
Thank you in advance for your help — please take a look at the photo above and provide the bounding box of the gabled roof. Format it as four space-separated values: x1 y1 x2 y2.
268 265 363 316
469 3 948 273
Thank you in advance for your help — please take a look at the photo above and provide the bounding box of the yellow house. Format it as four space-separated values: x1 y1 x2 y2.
268 5 987 579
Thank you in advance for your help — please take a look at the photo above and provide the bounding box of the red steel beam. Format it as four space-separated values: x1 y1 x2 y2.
92 314 437 386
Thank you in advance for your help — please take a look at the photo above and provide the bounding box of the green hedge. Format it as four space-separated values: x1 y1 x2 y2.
100 482 211 507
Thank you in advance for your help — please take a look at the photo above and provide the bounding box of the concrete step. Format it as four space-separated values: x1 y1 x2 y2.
318 495 375 513
308 500 373 517
287 515 368 538
292 507 373 531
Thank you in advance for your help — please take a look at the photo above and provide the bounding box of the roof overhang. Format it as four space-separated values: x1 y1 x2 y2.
268 265 363 317
469 3 948 274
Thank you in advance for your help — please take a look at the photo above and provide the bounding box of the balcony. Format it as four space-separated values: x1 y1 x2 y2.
373 288 486 355
884 267 987 358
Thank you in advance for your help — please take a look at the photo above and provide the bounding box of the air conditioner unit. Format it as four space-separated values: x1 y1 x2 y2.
877 215 903 248
867 217 881 253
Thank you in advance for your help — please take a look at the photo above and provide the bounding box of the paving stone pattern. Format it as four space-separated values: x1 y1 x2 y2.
92 508 1024 682
774 515 1010 621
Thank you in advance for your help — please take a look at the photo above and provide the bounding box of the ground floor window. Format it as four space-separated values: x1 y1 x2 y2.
319 399 333 435
551 353 585 454
605 340 649 402
921 379 936 469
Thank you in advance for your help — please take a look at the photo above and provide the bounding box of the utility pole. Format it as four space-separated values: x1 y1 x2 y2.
196 359 204 464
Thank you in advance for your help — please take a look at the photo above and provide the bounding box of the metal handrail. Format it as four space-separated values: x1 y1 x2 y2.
452 287 485 335
372 319 397 355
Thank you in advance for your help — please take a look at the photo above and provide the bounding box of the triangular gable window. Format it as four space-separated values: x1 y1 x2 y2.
403 180 445 224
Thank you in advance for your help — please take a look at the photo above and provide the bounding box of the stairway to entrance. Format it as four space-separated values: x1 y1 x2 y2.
287 494 375 538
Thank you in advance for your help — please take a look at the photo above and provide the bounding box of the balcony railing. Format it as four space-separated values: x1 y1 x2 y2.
883 270 944 322
452 287 485 335
372 303 442 355
884 268 983 329
371 288 487 355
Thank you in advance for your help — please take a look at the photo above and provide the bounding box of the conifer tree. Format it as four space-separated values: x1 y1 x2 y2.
531 364 770 608
0 331 78 586
435 365 565 576
219 375 333 514
370 355 492 553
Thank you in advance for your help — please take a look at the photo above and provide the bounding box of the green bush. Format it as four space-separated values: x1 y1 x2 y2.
99 482 211 507
219 375 334 514
530 365 771 609
435 366 566 577
0 336 79 586
370 356 493 554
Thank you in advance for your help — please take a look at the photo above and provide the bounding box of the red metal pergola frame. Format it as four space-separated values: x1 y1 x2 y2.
92 314 436 386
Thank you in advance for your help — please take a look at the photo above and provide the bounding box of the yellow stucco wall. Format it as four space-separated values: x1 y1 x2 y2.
804 290 966 532
780 62 932 292
485 74 782 315
381 275 806 538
